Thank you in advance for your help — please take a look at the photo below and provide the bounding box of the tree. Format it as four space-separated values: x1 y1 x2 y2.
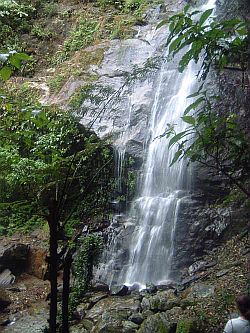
0 96 114 332
157 5 250 197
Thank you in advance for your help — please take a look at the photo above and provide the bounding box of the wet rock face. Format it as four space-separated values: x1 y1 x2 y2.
170 193 249 278
0 269 15 287
0 244 29 275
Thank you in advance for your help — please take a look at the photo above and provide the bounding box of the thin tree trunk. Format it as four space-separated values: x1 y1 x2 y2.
48 200 58 333
61 250 73 333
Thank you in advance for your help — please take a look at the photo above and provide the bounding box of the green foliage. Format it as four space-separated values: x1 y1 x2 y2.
165 90 250 194
159 6 248 79
0 201 45 236
176 319 198 333
47 74 66 93
0 92 115 234
65 19 99 53
69 234 103 316
31 24 53 40
0 0 36 49
0 51 30 80
158 7 249 197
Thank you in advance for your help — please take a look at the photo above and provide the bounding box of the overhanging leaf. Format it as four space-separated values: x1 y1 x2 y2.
0 66 12 81
156 19 169 29
168 131 188 148
199 8 213 26
184 97 205 115
170 150 183 166
9 55 21 69
182 115 196 125
168 34 185 53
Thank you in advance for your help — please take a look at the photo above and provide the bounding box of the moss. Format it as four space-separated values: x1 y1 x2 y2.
47 46 105 94
180 299 197 310
176 320 198 333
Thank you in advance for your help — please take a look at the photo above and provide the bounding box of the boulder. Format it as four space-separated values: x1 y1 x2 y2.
128 283 140 293
138 312 176 333
111 285 129 296
183 283 215 299
156 281 179 291
85 295 141 328
0 243 29 274
27 247 47 279
92 281 110 293
141 290 180 312
0 287 11 311
122 320 139 333
128 312 144 325
188 261 207 275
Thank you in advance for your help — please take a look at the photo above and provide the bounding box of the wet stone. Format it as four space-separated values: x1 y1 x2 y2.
0 269 15 287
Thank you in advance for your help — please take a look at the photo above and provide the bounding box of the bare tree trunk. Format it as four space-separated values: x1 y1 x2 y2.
47 200 59 333
61 250 73 333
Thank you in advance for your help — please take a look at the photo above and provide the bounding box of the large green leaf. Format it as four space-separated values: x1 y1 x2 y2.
170 150 183 166
9 55 21 69
184 97 205 115
181 115 196 125
156 19 169 30
0 66 12 81
168 34 185 53
168 131 188 148
199 8 213 26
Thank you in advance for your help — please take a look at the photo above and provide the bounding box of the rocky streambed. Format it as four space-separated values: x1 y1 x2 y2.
0 231 249 333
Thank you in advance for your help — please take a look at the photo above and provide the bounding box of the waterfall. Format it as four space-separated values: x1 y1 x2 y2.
96 0 216 288
114 0 217 288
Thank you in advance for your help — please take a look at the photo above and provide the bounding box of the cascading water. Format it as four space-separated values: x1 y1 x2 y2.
113 0 217 288
96 0 216 288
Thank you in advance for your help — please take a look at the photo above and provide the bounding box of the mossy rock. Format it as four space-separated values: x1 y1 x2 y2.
138 312 176 333
176 319 199 333
180 299 197 309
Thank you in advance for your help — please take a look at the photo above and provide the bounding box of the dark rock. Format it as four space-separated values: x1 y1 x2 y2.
0 319 12 327
0 288 11 311
128 312 144 325
92 281 110 293
242 247 250 255
0 243 29 274
204 261 217 269
181 275 199 287
140 289 149 296
0 269 15 286
111 285 129 296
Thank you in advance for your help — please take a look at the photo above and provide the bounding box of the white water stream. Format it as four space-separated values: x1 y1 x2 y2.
97 0 216 288
116 0 217 288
